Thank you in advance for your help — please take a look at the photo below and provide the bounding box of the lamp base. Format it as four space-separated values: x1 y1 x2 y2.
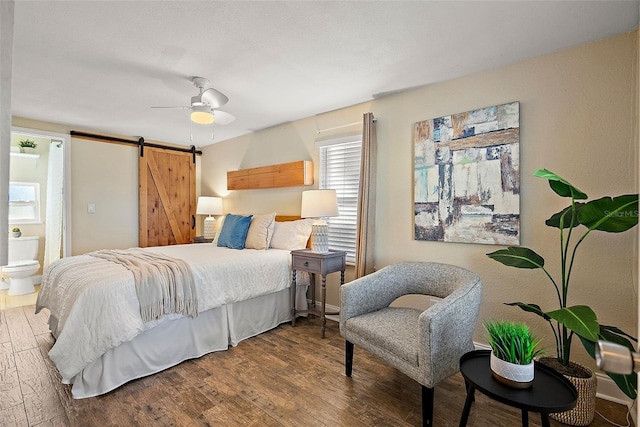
203 216 216 240
310 220 329 253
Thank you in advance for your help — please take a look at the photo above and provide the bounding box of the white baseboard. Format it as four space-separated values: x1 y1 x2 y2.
318 305 635 411
308 300 340 322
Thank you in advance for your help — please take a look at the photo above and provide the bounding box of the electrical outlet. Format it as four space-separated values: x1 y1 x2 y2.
87 203 96 213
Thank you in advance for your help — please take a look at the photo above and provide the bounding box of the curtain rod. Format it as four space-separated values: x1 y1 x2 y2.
69 131 203 156
317 122 360 134
316 118 377 134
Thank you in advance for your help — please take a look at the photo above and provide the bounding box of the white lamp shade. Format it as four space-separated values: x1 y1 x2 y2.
301 189 339 218
196 196 223 215
301 190 338 253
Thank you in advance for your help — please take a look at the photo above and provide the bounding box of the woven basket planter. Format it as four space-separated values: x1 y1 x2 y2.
542 359 596 426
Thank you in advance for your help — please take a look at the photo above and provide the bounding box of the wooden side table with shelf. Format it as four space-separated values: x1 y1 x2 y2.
290 249 346 338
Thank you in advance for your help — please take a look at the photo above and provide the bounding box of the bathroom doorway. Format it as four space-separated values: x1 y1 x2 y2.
3 127 71 308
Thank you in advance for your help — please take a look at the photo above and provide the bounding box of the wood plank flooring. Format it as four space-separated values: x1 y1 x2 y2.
0 305 634 427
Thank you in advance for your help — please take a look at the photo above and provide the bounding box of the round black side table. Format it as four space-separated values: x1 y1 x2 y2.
459 350 577 427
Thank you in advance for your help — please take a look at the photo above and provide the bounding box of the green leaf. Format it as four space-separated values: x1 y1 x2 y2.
547 305 599 342
600 325 638 344
576 324 637 355
505 302 552 321
580 335 596 357
534 169 588 199
578 195 639 233
606 372 637 400
545 203 585 229
486 247 544 269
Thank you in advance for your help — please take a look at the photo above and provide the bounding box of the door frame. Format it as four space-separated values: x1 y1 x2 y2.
11 126 72 257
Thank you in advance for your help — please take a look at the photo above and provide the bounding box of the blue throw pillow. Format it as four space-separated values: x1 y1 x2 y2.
216 214 253 249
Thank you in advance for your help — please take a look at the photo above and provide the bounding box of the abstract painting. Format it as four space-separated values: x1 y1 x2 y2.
413 101 520 245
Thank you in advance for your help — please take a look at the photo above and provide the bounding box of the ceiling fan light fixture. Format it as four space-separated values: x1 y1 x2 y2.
191 106 214 125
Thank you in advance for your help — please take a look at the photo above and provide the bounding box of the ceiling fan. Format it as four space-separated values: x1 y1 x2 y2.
152 77 235 126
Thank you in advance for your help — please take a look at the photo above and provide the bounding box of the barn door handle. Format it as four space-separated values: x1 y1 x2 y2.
192 215 196 229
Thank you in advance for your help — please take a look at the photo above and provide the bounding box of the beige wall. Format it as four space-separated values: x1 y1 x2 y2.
70 139 139 254
10 119 204 254
203 31 639 371
10 119 142 255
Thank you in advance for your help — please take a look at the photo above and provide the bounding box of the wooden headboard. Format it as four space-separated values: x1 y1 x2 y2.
275 215 301 222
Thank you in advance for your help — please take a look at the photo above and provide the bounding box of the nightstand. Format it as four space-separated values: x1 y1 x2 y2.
290 249 346 338
193 236 214 243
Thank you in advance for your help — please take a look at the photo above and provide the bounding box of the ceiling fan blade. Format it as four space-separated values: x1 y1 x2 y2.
214 110 235 125
151 106 192 109
201 88 229 109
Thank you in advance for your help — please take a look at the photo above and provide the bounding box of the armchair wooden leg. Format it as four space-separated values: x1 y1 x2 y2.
345 340 354 377
422 385 434 427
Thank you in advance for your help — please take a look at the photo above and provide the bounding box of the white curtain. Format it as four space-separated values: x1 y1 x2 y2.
44 139 64 268
355 113 377 278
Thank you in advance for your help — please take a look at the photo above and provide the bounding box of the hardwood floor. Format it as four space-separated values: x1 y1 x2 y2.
0 305 634 427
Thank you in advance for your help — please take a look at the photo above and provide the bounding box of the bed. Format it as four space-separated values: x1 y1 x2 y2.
36 214 314 399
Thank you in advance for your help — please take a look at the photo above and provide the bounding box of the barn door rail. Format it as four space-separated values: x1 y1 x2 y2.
70 131 202 162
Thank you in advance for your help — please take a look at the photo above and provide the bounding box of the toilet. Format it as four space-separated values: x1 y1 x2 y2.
1 236 40 296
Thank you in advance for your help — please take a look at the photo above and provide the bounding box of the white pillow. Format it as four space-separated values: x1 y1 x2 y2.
270 219 314 250
244 213 277 250
212 215 226 245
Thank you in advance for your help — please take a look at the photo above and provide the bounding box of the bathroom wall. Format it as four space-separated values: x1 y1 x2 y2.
6 132 50 277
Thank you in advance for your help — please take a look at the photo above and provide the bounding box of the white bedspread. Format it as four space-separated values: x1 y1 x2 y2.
36 245 298 382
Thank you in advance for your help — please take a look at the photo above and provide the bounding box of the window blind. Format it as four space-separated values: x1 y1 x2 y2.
319 137 362 264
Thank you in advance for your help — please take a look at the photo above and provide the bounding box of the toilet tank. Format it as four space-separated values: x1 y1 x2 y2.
8 236 40 263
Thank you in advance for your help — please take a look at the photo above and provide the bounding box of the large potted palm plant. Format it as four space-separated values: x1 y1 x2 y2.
487 169 637 426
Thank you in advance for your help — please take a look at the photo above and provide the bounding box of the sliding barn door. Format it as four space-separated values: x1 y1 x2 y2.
139 146 196 247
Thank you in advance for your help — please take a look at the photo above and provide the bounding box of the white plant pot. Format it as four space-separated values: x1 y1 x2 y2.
490 351 534 388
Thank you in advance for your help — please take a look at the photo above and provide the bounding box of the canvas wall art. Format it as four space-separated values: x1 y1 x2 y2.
413 101 520 245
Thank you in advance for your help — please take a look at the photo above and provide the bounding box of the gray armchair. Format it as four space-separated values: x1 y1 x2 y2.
340 262 482 427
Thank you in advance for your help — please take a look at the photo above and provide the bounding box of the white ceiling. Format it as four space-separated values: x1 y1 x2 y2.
11 1 639 147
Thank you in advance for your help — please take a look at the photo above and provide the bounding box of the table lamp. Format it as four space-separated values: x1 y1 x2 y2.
301 189 339 253
196 196 223 239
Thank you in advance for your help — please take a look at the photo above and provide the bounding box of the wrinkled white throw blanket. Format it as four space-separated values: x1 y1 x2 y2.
88 248 198 322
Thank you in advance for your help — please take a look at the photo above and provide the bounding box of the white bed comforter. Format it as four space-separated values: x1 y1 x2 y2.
36 245 298 382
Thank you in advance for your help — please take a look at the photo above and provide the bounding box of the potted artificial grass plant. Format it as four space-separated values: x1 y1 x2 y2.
487 169 638 426
485 320 544 388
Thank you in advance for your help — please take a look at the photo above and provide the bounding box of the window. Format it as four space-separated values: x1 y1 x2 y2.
9 182 41 224
318 135 362 264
